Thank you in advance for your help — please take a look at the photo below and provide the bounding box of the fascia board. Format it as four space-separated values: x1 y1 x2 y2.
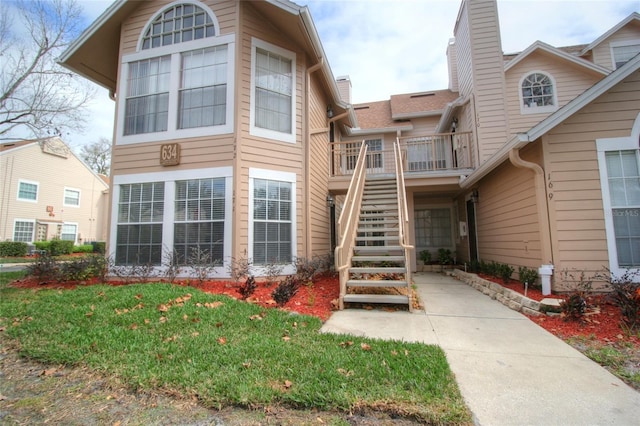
504 41 609 75
580 12 640 56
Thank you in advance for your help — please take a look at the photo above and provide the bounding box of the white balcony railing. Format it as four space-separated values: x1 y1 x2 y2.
329 132 473 177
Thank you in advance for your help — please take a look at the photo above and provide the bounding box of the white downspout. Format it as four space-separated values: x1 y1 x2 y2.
508 148 554 294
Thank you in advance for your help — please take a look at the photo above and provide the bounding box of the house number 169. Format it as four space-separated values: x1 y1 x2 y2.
160 143 180 166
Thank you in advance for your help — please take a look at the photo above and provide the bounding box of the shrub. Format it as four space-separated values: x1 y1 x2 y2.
518 266 539 287
48 239 74 256
437 248 453 266
560 294 587 321
263 261 284 286
93 241 106 254
468 259 480 273
238 275 257 300
73 244 94 253
33 241 51 252
604 269 640 332
499 263 514 283
26 253 59 284
272 276 300 306
227 255 251 284
419 250 431 264
0 241 28 257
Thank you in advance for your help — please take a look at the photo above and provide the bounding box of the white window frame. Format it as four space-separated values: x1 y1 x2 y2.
111 167 233 277
610 39 640 70
248 168 297 276
13 219 35 242
63 187 81 207
116 32 235 145
414 205 455 251
60 222 78 244
17 179 39 202
249 38 297 144
519 71 558 115
596 112 640 281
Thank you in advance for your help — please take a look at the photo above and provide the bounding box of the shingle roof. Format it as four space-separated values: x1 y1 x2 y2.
0 140 36 153
353 89 458 130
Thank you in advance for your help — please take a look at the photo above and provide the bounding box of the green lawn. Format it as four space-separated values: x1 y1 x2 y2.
0 282 470 424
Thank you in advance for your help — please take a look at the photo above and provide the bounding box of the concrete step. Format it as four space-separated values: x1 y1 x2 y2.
343 294 410 305
352 255 404 263
354 245 402 252
349 266 406 274
347 279 408 287
357 227 399 234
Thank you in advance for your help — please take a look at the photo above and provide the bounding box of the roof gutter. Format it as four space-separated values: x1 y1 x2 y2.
344 125 414 137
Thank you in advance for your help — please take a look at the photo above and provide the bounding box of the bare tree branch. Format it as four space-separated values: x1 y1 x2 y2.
0 0 95 140
79 137 111 176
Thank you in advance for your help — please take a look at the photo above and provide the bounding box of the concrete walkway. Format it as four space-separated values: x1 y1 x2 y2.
321 272 640 426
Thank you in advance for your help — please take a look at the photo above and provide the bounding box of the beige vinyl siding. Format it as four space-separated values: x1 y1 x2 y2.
0 143 109 243
308 75 332 257
403 116 440 136
505 52 603 135
454 1 474 97
475 143 542 269
233 1 307 260
544 70 640 276
591 22 640 70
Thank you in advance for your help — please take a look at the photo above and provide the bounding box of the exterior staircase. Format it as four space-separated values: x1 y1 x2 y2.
342 177 412 310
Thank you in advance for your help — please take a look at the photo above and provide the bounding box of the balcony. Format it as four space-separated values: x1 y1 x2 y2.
329 132 474 190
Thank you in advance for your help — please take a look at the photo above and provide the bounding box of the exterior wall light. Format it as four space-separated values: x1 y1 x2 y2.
470 189 479 203
326 194 335 207
327 105 334 119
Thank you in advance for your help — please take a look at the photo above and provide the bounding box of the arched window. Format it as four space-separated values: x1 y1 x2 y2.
141 3 216 50
521 72 555 110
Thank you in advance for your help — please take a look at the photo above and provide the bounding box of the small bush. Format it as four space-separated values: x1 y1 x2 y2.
26 253 59 284
605 269 640 332
437 248 453 266
560 294 587 321
93 241 106 254
228 255 251 284
0 241 28 257
48 239 74 256
499 263 514 283
73 244 94 253
518 266 539 287
419 250 431 264
33 241 51 252
272 276 300 306
238 275 257 300
467 259 480 273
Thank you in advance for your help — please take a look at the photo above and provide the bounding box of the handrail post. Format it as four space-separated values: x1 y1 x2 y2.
394 138 414 311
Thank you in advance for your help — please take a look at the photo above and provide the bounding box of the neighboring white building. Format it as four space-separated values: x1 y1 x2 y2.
0 137 109 245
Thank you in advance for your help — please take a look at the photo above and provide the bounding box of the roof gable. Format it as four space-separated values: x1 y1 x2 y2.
580 12 640 55
504 41 609 75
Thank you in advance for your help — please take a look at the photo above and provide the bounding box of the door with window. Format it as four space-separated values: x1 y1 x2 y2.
345 139 383 174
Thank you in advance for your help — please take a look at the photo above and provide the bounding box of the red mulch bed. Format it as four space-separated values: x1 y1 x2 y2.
8 273 639 347
476 273 640 348
9 274 340 321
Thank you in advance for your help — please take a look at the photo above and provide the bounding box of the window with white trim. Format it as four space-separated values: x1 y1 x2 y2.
250 39 296 143
116 182 165 265
612 42 640 69
252 179 292 264
18 180 38 201
13 220 34 242
597 116 640 279
118 3 233 144
64 188 80 206
174 178 225 265
60 223 77 242
520 72 557 114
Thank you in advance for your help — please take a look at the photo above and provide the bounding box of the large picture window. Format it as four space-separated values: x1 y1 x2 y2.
253 179 292 264
118 3 233 144
116 182 165 265
174 178 225 264
250 39 296 143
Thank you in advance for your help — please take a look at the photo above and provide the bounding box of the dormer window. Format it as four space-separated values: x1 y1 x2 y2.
611 41 640 69
520 72 557 114
117 2 234 145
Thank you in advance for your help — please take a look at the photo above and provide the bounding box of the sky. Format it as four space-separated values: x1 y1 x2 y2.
25 0 640 149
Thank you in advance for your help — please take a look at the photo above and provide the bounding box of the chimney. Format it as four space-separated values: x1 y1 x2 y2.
336 76 352 104
447 38 459 92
